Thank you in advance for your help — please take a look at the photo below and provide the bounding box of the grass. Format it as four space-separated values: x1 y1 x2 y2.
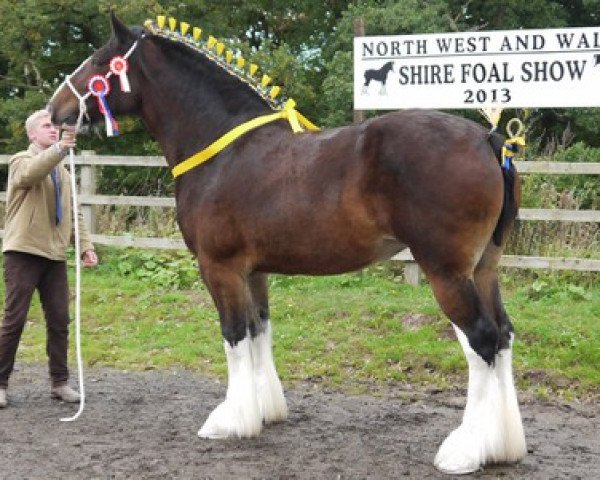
2 247 599 402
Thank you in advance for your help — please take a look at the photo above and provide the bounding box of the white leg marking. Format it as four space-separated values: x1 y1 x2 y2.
434 326 526 474
198 337 262 439
495 333 527 462
251 321 288 424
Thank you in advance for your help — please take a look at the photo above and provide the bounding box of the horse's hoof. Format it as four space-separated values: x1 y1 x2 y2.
434 428 482 475
198 424 230 440
198 400 262 439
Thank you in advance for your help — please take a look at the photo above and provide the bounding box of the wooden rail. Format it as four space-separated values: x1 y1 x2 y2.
1 154 599 280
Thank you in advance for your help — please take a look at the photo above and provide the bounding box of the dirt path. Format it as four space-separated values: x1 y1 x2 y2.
0 364 598 479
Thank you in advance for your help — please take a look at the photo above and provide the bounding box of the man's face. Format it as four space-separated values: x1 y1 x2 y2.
29 115 59 149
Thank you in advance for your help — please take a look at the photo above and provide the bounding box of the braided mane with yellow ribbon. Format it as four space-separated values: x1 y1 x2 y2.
144 16 319 178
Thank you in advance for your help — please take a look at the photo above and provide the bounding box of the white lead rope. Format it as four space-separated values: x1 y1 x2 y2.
53 36 143 422
60 147 84 422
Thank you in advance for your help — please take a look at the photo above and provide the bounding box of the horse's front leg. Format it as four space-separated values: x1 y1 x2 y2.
379 80 387 95
248 272 288 424
197 262 262 439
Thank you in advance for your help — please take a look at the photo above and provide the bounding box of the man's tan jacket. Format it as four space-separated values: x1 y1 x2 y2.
2 143 94 261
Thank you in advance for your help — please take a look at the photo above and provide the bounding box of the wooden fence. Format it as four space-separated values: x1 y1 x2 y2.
1 153 599 283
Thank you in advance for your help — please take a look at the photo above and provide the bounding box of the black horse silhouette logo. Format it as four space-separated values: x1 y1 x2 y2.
362 61 394 95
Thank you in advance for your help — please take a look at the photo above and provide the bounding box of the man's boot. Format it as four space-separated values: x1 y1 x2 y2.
51 385 80 403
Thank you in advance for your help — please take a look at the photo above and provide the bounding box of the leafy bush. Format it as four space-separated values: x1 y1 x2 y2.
526 278 591 301
112 249 199 290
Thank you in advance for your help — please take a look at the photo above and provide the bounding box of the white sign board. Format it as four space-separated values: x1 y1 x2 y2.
354 26 600 109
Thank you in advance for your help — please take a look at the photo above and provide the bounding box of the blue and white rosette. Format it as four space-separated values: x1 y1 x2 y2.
87 75 119 137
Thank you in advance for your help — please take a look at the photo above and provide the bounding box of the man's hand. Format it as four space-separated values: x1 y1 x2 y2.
82 249 98 267
59 125 77 151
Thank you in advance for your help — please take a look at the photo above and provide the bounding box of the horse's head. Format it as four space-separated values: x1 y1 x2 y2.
49 12 145 130
384 61 394 73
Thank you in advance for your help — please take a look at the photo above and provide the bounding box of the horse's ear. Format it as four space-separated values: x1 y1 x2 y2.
109 10 135 44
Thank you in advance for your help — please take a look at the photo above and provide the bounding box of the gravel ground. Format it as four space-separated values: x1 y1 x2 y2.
0 364 598 479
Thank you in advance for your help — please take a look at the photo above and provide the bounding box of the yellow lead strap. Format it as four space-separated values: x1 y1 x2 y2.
172 99 319 178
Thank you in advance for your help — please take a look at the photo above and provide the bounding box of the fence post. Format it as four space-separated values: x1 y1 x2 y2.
404 262 422 286
79 150 97 234
353 17 365 124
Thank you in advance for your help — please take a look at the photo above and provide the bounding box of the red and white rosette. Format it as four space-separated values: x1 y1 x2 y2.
109 55 131 93
87 75 119 137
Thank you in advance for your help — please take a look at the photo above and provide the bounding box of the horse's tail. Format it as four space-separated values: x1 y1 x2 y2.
488 132 519 247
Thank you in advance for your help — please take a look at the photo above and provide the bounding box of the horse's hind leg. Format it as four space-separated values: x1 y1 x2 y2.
197 262 262 439
248 272 288 424
425 271 501 473
474 243 527 463
426 250 525 473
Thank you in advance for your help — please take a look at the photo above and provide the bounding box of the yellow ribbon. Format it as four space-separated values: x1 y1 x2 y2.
172 99 319 178
501 136 526 159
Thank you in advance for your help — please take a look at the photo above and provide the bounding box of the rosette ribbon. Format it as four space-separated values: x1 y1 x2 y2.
109 56 131 92
87 75 119 137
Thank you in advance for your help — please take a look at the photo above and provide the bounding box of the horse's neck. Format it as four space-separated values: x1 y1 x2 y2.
138 42 271 167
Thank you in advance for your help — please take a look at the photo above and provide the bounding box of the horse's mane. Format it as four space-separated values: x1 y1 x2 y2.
143 17 285 111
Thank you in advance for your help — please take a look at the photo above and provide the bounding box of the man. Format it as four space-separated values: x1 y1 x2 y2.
0 109 98 408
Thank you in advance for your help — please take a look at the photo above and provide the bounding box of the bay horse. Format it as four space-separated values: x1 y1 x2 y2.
363 61 394 94
48 13 526 474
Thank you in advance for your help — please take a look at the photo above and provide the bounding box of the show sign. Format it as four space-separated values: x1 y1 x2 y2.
354 26 600 109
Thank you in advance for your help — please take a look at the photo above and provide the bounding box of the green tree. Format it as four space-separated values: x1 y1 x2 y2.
320 0 452 127
0 0 166 153
2 0 600 161
0 1 345 163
